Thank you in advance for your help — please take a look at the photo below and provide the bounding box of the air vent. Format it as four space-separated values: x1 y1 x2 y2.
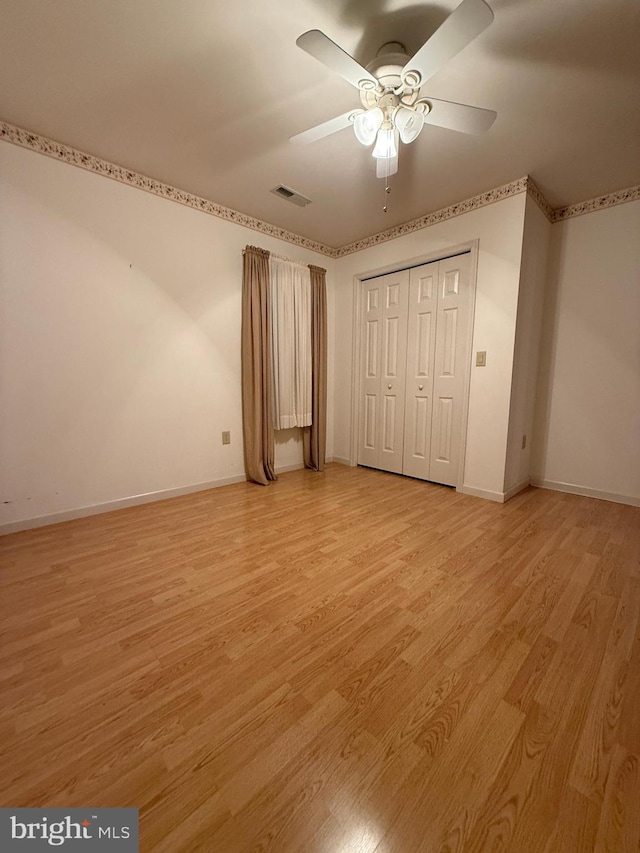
271 185 312 207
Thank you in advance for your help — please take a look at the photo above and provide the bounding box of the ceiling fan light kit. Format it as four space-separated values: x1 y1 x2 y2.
290 0 497 205
372 124 398 160
353 107 383 146
394 106 425 144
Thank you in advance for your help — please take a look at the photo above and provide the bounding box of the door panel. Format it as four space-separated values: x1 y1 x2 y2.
382 394 397 452
434 396 454 462
416 313 432 377
360 253 472 487
402 262 438 479
441 307 458 377
430 254 472 486
365 320 378 378
443 268 460 297
358 271 409 472
387 282 401 308
379 273 409 473
364 395 377 450
385 316 400 377
410 397 429 460
358 282 381 468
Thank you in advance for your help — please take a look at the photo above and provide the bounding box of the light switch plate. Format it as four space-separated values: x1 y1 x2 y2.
476 351 487 367
222 431 231 445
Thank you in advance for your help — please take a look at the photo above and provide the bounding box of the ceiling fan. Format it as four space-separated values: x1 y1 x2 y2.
290 0 497 181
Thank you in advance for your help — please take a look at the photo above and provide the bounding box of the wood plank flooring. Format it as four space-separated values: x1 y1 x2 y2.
1 464 639 852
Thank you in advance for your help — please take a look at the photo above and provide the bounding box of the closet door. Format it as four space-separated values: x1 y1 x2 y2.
429 253 472 486
402 261 438 479
358 270 409 473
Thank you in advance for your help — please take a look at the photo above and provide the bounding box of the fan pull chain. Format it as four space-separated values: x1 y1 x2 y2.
383 159 391 213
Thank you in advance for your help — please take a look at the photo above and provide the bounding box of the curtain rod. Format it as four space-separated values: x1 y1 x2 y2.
271 253 327 274
270 251 312 268
244 245 326 274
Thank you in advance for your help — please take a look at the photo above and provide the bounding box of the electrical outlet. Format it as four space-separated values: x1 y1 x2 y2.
476 351 487 367
522 434 527 449
222 431 231 445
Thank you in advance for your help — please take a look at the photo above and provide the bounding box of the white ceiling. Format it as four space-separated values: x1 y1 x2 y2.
1 0 639 248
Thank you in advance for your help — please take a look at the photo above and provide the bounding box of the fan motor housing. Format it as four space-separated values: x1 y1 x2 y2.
361 41 419 108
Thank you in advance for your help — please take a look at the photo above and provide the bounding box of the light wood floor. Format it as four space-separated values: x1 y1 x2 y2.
1 464 639 852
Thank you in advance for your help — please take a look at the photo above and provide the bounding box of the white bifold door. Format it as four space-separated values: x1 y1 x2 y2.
358 253 472 487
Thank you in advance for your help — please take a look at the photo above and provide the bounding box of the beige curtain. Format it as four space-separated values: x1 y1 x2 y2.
303 265 327 471
241 246 277 485
269 256 312 429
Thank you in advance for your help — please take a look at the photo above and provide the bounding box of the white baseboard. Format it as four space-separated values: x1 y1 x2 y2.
461 478 531 504
0 475 248 536
276 458 344 472
459 485 506 503
14 470 632 536
274 462 305 474
331 456 353 466
504 478 531 501
1 461 344 536
531 478 640 507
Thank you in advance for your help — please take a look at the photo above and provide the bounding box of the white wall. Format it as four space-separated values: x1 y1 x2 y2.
504 196 551 494
532 200 640 505
0 141 335 529
5 136 636 531
333 192 528 499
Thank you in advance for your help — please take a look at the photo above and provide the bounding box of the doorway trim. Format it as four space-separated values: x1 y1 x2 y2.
348 240 480 493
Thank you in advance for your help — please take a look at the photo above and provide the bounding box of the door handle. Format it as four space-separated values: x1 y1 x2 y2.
418 384 424 391
387 384 392 390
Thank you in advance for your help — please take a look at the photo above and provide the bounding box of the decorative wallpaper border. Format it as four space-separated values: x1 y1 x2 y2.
551 185 640 223
2 119 638 258
335 177 530 257
0 120 334 258
525 177 554 221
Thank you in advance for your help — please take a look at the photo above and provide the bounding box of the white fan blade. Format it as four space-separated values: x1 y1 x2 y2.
296 30 379 91
290 110 363 144
401 0 494 88
376 155 398 179
422 97 496 134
